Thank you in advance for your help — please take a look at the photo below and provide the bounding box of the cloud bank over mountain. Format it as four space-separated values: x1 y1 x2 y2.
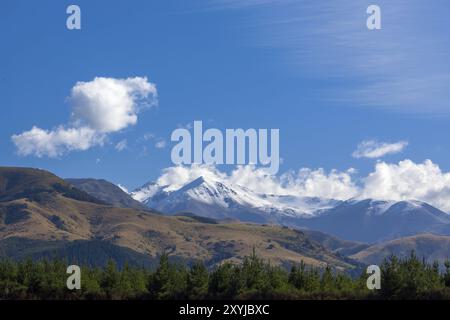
12 77 157 158
151 159 450 212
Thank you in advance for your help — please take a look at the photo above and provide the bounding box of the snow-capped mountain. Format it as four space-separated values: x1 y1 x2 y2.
130 182 171 208
260 194 341 217
147 177 273 221
131 176 339 222
132 176 450 243
290 198 450 243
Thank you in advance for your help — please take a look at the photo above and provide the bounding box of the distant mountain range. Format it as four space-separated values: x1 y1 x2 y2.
131 176 340 221
1 166 449 270
131 175 450 243
0 167 360 271
67 178 150 212
289 199 450 243
350 233 450 267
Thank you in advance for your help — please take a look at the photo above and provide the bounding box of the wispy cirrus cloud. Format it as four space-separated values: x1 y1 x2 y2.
115 139 128 152
211 0 450 114
352 140 408 159
155 140 167 149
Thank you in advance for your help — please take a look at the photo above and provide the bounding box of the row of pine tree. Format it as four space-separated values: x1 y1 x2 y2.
0 251 449 300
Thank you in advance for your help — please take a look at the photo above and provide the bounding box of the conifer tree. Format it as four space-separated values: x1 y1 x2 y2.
187 261 208 299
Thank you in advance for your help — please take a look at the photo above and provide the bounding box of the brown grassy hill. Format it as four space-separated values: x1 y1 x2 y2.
0 167 104 204
0 167 359 271
302 229 370 256
350 233 450 265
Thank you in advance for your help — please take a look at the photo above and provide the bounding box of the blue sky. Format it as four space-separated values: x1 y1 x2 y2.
1 0 450 195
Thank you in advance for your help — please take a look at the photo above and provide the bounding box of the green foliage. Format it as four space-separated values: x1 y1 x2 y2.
187 261 209 299
208 262 242 299
147 254 188 300
444 260 450 288
0 250 449 300
378 251 447 299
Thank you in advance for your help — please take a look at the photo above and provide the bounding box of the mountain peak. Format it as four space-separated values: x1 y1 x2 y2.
133 174 339 221
131 181 164 203
129 173 450 242
178 176 208 191
0 167 104 205
66 178 149 211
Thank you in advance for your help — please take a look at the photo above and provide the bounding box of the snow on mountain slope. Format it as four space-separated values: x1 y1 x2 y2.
132 176 450 243
130 181 182 211
340 198 398 216
291 198 450 243
132 175 340 221
133 176 275 221
260 194 342 217
130 182 163 203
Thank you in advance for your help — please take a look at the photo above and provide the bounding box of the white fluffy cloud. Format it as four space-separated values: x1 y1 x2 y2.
156 164 359 200
154 159 450 212
227 166 359 200
12 77 157 157
352 140 408 159
70 77 157 133
12 126 103 158
229 166 288 195
361 159 450 211
280 168 359 200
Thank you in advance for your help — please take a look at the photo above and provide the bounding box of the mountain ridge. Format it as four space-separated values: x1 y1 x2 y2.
350 233 450 266
295 198 450 242
131 175 450 243
0 167 359 271
131 175 340 220
66 178 150 211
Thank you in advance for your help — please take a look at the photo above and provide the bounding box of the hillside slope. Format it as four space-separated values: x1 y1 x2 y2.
0 167 104 205
287 199 450 243
350 233 450 265
66 178 150 211
0 167 358 270
301 229 370 256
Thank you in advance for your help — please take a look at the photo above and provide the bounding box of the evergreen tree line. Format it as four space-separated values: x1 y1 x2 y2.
0 251 449 300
